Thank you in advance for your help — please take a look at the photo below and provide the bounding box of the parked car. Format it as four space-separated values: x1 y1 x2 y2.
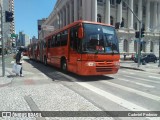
134 54 158 63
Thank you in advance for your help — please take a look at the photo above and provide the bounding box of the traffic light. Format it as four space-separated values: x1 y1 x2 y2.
135 28 145 38
141 28 145 38
115 22 120 29
5 11 14 22
140 42 143 51
135 31 140 38
116 0 122 4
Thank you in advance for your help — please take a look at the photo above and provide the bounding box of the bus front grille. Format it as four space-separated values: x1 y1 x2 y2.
96 67 112 72
95 61 114 72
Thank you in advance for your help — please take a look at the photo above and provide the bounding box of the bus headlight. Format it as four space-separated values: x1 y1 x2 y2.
85 62 96 66
114 61 120 67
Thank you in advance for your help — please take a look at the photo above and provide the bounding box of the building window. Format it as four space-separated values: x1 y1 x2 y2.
80 0 82 6
121 18 125 27
110 16 114 25
134 22 137 30
150 41 154 52
143 6 146 16
97 0 103 2
123 39 128 52
110 0 115 5
97 14 102 23
142 41 146 52
122 1 126 8
134 40 138 52
135 4 138 15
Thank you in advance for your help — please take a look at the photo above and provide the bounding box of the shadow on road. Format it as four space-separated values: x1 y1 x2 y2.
24 58 114 82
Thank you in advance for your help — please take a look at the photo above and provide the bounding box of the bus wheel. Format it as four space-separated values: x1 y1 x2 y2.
44 57 47 66
61 60 67 72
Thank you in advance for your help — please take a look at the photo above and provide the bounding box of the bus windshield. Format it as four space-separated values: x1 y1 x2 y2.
82 23 119 54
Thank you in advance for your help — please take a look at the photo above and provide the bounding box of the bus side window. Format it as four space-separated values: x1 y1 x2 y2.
51 36 55 48
55 33 61 47
44 41 47 48
61 30 68 46
48 39 51 48
70 27 78 50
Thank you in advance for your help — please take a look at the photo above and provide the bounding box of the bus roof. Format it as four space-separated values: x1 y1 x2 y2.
45 20 114 39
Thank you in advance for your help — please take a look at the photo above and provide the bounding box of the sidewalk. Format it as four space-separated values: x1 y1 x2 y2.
120 60 160 74
0 68 13 87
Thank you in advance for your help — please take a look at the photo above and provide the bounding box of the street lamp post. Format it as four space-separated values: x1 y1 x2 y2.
158 31 160 67
0 3 5 76
122 0 142 67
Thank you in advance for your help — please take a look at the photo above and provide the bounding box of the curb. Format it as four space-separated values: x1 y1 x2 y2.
120 66 145 71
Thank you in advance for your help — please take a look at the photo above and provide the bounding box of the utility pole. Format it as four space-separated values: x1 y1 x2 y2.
0 4 5 76
158 31 160 67
117 0 142 67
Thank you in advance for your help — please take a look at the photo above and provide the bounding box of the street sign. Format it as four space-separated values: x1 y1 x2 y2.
11 33 17 38
41 25 54 31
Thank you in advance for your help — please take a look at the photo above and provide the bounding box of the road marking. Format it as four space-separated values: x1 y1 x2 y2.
51 72 158 120
11 60 24 64
11 61 15 64
118 78 155 88
123 75 160 84
101 80 160 102
148 76 160 80
74 81 150 111
123 69 159 76
121 70 135 75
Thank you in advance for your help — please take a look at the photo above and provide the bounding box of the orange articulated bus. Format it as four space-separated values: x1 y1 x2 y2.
42 20 120 75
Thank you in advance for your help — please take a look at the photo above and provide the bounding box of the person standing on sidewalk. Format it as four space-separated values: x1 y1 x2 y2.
16 47 24 77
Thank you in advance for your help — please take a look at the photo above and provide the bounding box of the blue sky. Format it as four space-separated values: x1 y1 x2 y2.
14 0 56 38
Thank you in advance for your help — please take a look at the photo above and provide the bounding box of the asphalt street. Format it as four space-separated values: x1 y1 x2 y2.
0 55 160 120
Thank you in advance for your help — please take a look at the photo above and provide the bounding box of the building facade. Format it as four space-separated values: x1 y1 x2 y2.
17 31 30 47
0 0 15 51
40 0 160 57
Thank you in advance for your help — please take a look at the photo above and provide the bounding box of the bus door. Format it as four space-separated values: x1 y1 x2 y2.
68 26 81 73
47 38 52 64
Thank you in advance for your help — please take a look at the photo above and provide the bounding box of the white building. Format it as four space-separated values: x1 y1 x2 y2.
40 0 160 58
0 0 15 50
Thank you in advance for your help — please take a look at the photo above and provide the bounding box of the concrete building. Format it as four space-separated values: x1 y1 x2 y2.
38 18 47 40
17 31 30 47
0 0 15 51
31 36 37 44
40 0 160 58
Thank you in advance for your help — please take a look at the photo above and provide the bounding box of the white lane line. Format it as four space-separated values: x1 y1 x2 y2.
53 72 158 120
148 76 160 80
11 61 15 64
11 60 24 64
123 69 159 76
121 70 135 75
74 81 150 111
123 75 160 84
118 78 155 88
73 81 159 120
101 80 160 102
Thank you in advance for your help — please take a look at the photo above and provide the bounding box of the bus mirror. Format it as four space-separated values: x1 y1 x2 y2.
78 27 84 39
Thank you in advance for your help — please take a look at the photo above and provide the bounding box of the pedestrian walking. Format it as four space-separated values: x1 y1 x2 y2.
16 47 24 77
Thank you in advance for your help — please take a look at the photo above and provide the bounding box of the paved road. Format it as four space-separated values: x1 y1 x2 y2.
0 56 160 120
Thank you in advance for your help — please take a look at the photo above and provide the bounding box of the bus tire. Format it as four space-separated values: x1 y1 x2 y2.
44 56 47 66
61 60 67 73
